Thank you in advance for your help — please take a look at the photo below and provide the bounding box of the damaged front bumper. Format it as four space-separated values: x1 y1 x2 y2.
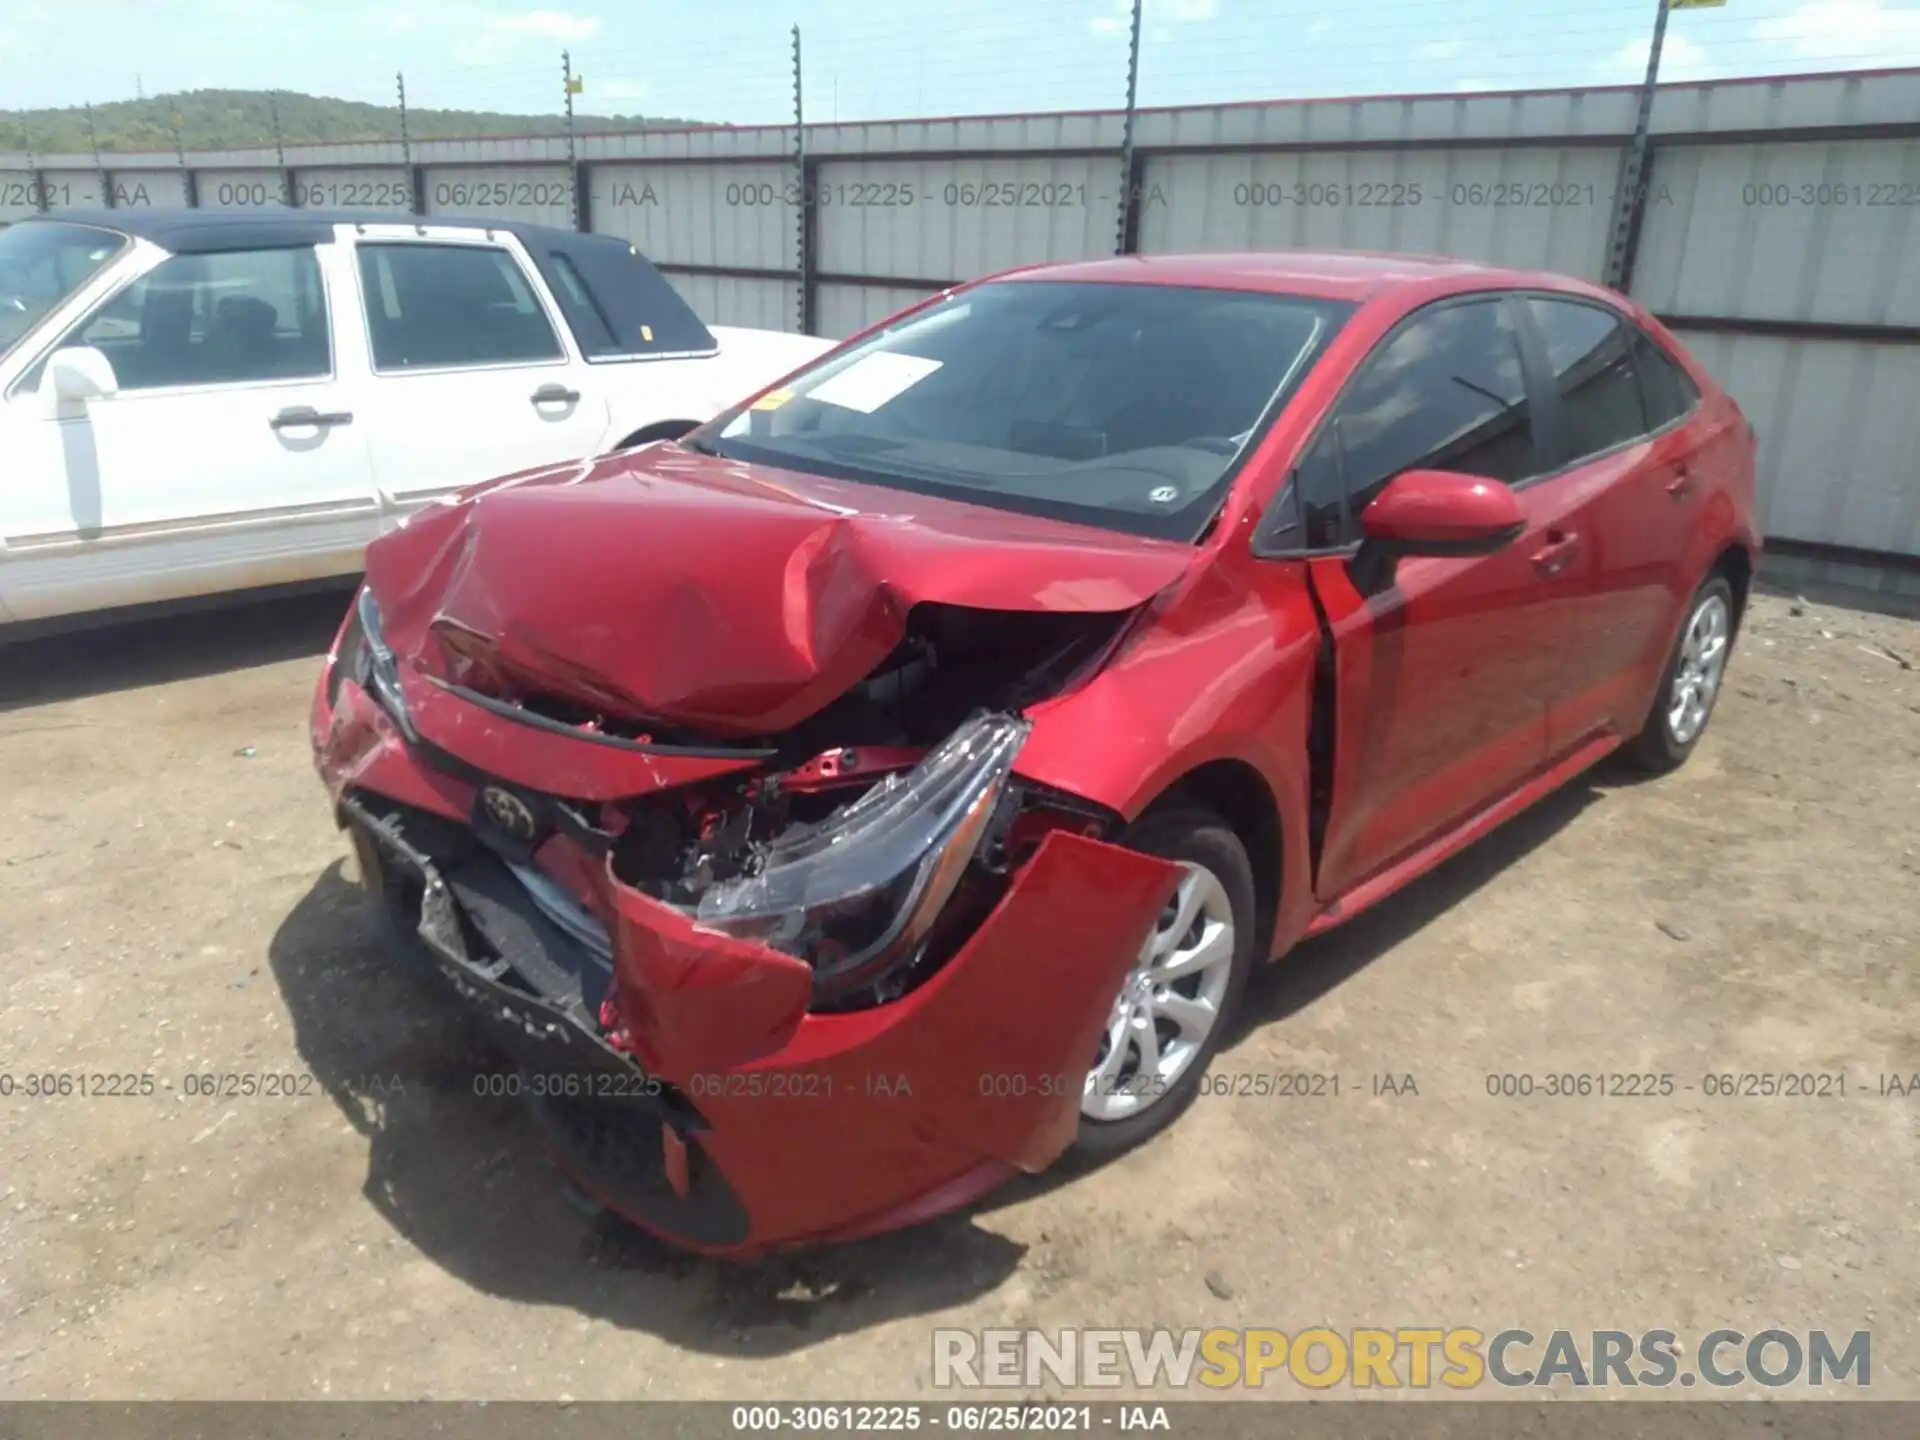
313 638 1182 1257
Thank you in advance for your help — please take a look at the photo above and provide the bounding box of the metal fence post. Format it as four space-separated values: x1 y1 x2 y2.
85 103 114 208
794 24 816 336
169 112 197 207
564 51 587 230
1115 0 1144 254
25 144 48 212
1603 0 1672 290
397 71 420 213
270 90 296 206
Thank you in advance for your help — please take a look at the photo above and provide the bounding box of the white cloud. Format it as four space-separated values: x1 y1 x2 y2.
1593 32 1718 83
1753 0 1920 59
1089 0 1210 38
1307 19 1332 37
1455 77 1495 93
1418 37 1466 60
487 9 601 42
593 78 646 102
0 0 52 70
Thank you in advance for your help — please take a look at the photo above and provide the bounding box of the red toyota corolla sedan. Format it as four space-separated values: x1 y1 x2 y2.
311 251 1758 1256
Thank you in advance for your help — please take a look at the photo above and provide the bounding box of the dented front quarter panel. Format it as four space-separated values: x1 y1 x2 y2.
1015 538 1326 957
633 830 1182 1251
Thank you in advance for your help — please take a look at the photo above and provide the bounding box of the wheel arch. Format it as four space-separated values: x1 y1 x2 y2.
1143 757 1284 963
1710 539 1756 633
610 418 701 452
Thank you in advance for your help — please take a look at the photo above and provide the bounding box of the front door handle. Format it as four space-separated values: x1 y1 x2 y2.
530 383 582 405
1665 465 1697 499
270 406 353 430
1530 530 1580 577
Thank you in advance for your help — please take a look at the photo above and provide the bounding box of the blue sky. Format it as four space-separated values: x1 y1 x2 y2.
2 0 1918 126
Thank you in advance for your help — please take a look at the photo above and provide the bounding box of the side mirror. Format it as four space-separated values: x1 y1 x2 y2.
1358 469 1524 557
44 345 120 406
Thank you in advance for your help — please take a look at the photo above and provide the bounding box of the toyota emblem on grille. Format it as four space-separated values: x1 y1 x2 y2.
479 786 538 841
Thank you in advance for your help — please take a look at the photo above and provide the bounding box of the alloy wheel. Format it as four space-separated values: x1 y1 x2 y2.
1081 861 1237 1123
1668 591 1731 746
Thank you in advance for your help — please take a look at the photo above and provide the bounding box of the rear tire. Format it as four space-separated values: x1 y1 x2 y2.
1624 574 1736 773
1070 805 1257 1158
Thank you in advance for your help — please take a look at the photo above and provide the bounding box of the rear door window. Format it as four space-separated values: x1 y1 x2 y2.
1633 331 1702 430
357 243 564 371
1525 297 1648 465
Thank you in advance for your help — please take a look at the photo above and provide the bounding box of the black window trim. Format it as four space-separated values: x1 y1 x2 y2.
1250 288 1535 560
354 238 570 378
1508 289 1703 486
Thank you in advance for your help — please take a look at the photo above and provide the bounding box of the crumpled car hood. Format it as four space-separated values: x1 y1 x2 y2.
363 444 1197 736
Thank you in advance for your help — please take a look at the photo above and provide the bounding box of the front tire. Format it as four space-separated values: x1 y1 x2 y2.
1070 805 1257 1157
1625 574 1736 773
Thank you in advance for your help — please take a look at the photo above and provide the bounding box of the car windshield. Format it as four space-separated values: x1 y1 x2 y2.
703 280 1351 541
0 221 128 360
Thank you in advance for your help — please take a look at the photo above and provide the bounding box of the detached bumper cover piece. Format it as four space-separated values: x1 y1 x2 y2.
318 668 1182 1255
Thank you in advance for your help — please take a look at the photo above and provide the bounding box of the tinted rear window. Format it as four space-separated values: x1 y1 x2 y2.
1635 332 1702 429
525 238 716 359
1528 297 1648 464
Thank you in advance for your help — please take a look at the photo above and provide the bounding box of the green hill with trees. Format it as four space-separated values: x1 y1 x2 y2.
0 89 707 155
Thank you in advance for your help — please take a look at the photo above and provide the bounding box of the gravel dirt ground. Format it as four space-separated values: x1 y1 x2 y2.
0 584 1914 1401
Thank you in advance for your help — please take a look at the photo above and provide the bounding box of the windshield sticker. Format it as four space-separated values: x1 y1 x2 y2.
807 352 942 414
751 388 795 412
641 324 654 342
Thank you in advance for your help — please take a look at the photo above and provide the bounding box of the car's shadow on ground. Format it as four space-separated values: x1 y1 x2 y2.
0 584 353 712
269 862 1026 1357
980 769 1609 1207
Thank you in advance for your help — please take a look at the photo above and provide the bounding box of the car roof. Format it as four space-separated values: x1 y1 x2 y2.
997 249 1594 303
31 207 601 256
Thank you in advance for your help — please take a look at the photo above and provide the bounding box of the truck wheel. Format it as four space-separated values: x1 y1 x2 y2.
611 420 698 452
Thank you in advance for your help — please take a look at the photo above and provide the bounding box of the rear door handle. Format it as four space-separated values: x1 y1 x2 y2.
1665 465 1697 499
1530 530 1580 576
530 383 582 405
270 406 353 430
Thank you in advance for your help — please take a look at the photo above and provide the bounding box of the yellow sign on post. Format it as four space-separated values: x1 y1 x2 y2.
565 76 585 94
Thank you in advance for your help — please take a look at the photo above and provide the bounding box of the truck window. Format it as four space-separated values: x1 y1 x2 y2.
358 243 564 371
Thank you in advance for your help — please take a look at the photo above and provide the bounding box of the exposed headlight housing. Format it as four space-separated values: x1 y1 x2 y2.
693 712 1029 1000
345 586 417 741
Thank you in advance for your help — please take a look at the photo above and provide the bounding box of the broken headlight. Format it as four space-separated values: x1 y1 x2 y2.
345 586 417 741
693 712 1030 1000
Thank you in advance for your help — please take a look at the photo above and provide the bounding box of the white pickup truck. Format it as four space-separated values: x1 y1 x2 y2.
0 210 833 628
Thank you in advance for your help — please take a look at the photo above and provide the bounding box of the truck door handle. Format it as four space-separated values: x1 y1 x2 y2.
1530 530 1580 576
530 384 582 405
270 406 353 430
1665 466 1697 499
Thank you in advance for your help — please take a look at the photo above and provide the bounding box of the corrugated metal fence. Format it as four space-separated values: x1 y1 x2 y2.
4 68 1918 582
